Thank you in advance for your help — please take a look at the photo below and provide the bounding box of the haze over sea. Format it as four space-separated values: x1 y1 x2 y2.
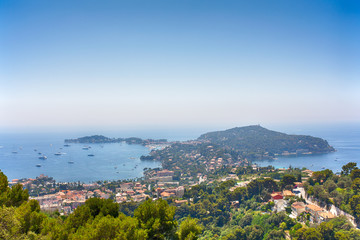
0 124 359 182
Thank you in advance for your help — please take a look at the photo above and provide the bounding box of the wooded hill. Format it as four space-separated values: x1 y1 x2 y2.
198 125 335 158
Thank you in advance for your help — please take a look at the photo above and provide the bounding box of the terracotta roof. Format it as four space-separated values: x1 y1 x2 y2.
318 211 335 219
306 204 323 212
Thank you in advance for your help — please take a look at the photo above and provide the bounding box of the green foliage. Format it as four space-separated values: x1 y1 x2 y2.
198 125 334 158
71 215 147 240
0 170 29 208
134 198 177 239
351 169 360 181
349 195 360 222
312 169 333 184
352 178 360 194
342 162 357 176
0 206 25 239
295 227 322 240
281 174 296 188
221 227 246 240
177 217 203 240
264 229 285 240
84 197 119 218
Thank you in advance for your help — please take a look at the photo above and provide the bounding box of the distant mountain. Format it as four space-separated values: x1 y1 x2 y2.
198 125 335 158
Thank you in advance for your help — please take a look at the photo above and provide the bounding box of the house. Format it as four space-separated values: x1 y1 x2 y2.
291 202 306 217
271 192 284 201
283 190 295 198
273 199 287 213
174 200 188 206
157 170 174 177
306 204 324 223
318 211 335 223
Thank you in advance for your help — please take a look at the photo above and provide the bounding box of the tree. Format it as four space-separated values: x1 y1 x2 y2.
65 205 93 231
5 183 29 207
324 180 337 193
239 213 253 228
134 199 177 239
281 175 296 188
72 215 147 240
222 227 246 240
295 227 322 240
350 169 360 181
352 178 360 194
349 195 360 223
341 162 357 176
177 217 203 240
0 171 8 193
264 229 285 240
312 169 333 184
0 171 29 208
84 197 119 218
0 206 25 239
318 222 335 240
244 225 264 240
14 199 47 234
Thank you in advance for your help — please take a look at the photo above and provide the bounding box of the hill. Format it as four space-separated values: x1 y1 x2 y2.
197 125 335 158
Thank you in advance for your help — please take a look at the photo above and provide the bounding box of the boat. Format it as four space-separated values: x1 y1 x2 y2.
12 151 18 154
68 161 74 164
82 147 89 150
36 164 41 167
34 149 37 151
114 166 117 169
64 144 70 147
39 156 47 160
54 152 62 156
88 154 95 157
130 157 136 159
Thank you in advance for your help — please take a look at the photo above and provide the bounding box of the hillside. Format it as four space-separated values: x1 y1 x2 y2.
197 125 335 158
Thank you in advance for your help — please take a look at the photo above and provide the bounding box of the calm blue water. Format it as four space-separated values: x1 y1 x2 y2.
0 124 359 182
254 124 360 174
0 129 205 182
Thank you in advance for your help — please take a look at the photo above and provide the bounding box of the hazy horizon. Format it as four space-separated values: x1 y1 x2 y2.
1 0 359 129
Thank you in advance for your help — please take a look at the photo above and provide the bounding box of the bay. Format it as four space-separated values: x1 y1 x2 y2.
1 124 359 182
254 123 360 173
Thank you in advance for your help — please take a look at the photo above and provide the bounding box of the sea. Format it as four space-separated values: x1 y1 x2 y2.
0 124 359 182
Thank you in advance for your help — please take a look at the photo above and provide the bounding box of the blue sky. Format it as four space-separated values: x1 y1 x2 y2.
1 0 359 131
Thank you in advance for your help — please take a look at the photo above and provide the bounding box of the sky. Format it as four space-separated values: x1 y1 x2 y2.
1 0 360 132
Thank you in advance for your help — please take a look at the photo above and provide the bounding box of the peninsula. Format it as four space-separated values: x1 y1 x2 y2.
141 125 335 177
64 135 167 146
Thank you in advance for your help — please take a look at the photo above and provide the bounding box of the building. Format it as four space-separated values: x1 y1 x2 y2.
318 211 335 223
157 170 174 177
291 202 306 217
306 204 324 223
283 190 295 198
271 192 283 201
